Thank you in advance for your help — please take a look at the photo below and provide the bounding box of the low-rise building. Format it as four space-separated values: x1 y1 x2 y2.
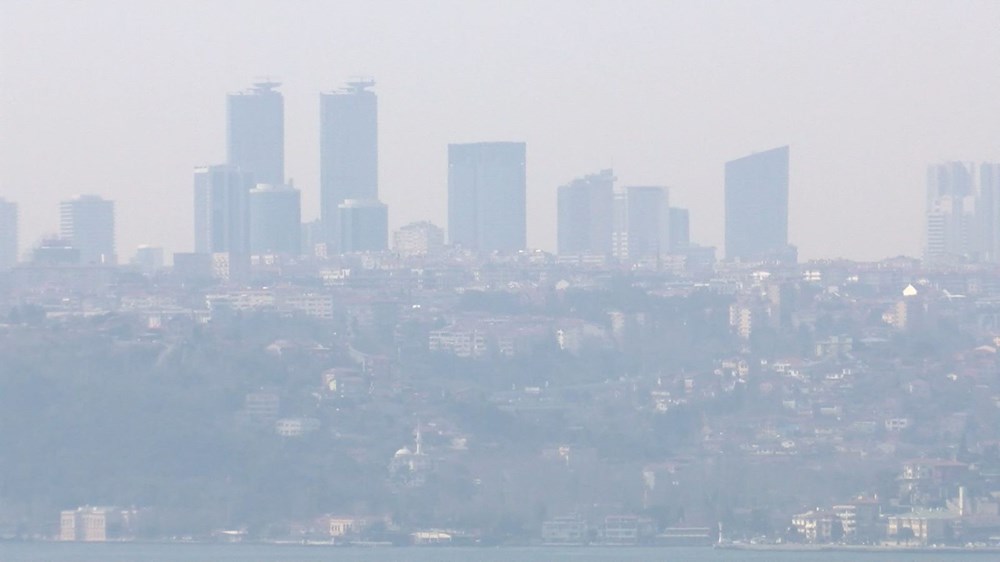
541 515 588 545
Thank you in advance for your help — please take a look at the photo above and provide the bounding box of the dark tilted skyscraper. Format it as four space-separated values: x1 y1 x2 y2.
320 80 379 249
448 142 526 252
227 81 284 186
724 146 790 262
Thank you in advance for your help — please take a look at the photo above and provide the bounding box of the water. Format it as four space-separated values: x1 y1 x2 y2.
1 543 999 562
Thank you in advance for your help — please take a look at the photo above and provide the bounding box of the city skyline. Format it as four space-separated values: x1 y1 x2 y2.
2 1 1000 262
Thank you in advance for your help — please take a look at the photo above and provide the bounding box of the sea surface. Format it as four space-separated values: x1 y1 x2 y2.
1 543 1000 562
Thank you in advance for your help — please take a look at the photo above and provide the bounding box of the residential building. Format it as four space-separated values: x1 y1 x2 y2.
557 169 614 256
60 195 115 265
448 142 526 252
227 81 283 185
790 510 836 543
59 507 133 542
725 146 790 262
394 221 445 258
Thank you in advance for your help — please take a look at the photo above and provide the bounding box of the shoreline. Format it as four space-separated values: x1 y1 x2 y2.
716 543 1000 554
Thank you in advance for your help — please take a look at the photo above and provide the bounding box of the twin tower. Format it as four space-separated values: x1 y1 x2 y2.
194 79 385 260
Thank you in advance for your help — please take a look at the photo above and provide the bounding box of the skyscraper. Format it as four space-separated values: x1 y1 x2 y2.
193 165 254 256
0 198 17 269
320 80 378 247
338 199 388 253
60 195 115 265
557 169 614 256
924 162 976 262
724 146 790 262
980 163 1000 262
448 142 526 252
922 161 1000 263
612 186 670 261
227 81 284 186
668 207 690 253
249 184 301 255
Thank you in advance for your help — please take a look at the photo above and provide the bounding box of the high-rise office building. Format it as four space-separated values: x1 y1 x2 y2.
320 80 378 247
60 195 116 265
669 207 690 253
557 169 614 256
249 184 301 255
227 81 284 186
338 199 388 253
923 161 1000 263
980 163 1000 263
612 186 670 261
0 198 17 269
448 142 526 252
193 165 254 256
924 162 977 262
724 146 790 262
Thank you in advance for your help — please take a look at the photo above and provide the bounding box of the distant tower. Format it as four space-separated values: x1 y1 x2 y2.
0 197 17 269
227 81 284 185
980 163 1000 262
338 199 388 253
924 162 976 262
193 164 254 256
612 186 670 261
668 207 690 253
448 142 526 252
320 79 379 249
249 183 302 255
60 195 115 265
557 169 614 256
724 146 790 262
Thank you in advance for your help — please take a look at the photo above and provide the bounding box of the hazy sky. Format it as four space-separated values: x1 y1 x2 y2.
2 0 999 262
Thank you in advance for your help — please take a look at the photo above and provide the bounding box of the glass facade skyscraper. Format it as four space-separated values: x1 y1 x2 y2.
227 81 284 186
447 142 526 252
320 80 378 248
59 195 115 265
193 165 254 256
557 169 614 256
724 146 790 262
249 184 302 256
